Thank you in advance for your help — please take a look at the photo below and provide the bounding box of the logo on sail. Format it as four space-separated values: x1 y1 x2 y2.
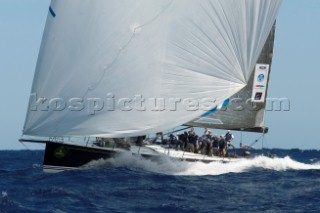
257 74 265 82
259 66 267 70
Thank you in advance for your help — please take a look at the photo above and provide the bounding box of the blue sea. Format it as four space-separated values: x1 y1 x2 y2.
1 149 320 213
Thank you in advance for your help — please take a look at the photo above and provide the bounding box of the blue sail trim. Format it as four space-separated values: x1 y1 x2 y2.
202 106 218 117
201 99 230 117
49 6 56 18
221 98 230 108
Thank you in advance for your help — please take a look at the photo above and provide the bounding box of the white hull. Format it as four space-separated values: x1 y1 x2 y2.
143 144 242 163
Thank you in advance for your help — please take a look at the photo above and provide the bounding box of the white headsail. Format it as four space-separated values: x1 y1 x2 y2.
23 0 282 138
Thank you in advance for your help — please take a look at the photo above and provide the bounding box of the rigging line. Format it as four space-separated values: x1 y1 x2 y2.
262 134 264 149
20 141 43 156
163 126 191 136
19 134 44 150
248 133 265 147
20 141 44 163
20 141 32 151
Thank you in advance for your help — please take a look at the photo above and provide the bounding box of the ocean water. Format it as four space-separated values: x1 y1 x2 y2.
1 149 320 213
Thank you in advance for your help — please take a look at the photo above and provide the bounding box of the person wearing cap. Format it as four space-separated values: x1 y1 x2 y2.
225 130 234 143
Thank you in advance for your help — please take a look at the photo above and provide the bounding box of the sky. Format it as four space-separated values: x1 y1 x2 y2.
0 0 319 150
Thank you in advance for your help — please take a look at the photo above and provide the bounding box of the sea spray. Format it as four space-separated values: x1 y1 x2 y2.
83 153 320 176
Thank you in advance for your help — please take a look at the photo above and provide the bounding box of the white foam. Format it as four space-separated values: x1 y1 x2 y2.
84 153 320 176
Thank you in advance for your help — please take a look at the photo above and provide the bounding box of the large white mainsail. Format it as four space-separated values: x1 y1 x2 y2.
23 0 282 138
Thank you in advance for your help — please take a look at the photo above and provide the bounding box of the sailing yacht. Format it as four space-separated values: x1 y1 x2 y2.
20 0 283 172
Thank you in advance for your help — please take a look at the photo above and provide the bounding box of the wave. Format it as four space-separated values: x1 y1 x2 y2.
83 152 320 176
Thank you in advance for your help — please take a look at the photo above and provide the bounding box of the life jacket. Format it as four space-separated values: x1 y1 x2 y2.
225 133 233 142
212 139 219 148
219 139 226 149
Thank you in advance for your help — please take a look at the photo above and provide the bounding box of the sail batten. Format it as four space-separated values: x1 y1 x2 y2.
23 0 282 138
